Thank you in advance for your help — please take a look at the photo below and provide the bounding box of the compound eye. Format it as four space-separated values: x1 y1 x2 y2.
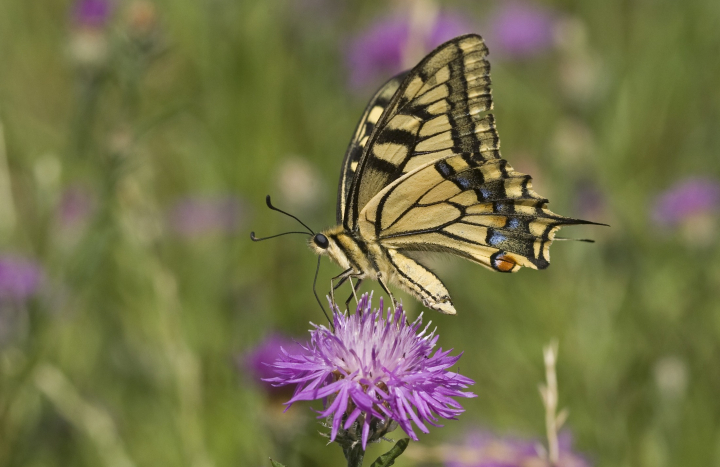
314 233 329 249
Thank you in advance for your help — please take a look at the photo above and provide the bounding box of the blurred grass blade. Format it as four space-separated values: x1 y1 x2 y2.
0 121 16 238
33 363 136 467
269 459 286 467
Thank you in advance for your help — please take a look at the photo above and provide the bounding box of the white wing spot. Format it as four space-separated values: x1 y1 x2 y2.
368 106 384 124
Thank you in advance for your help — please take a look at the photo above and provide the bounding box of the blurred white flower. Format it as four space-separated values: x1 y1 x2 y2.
554 17 604 105
274 155 325 211
67 29 109 69
551 118 596 170
653 356 688 401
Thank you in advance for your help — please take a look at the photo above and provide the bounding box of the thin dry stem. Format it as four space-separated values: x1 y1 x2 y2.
539 340 565 466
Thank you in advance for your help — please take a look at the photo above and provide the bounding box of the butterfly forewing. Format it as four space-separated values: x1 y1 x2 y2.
345 34 500 230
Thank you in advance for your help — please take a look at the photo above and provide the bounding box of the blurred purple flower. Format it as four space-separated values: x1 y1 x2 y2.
486 1 556 59
346 12 475 90
72 0 113 28
651 177 720 246
57 186 95 228
266 293 475 449
574 181 607 220
446 430 591 467
652 177 720 227
0 256 44 303
242 333 307 395
167 195 245 239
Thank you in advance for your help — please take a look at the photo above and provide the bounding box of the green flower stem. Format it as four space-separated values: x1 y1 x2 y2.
343 443 365 467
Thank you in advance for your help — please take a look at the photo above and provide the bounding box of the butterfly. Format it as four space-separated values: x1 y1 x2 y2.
255 34 599 315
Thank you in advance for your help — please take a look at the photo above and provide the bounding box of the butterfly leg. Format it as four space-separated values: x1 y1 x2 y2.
330 268 353 307
378 277 397 311
345 279 363 310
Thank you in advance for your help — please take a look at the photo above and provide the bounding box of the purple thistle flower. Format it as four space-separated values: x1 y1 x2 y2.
445 430 591 467
266 293 475 449
72 0 113 28
652 177 720 227
0 255 44 303
485 1 556 59
242 333 307 396
167 195 245 239
346 12 476 90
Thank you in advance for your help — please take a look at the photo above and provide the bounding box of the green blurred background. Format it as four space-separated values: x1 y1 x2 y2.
1 0 719 466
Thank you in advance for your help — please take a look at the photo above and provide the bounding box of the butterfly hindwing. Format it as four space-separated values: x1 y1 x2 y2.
359 154 594 273
345 34 499 230
337 72 408 225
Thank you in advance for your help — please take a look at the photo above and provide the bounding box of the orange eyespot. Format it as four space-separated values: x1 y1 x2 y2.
492 252 516 272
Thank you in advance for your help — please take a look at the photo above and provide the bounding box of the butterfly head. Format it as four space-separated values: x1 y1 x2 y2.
308 226 340 256
307 225 355 269
308 231 331 256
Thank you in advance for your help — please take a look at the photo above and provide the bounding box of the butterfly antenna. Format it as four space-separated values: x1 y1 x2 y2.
313 256 333 330
264 195 315 235
250 231 311 242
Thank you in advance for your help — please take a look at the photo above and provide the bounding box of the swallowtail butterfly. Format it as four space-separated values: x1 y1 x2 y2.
257 34 600 315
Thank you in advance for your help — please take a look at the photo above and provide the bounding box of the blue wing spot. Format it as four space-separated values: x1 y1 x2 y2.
435 160 455 178
489 232 506 246
507 218 520 230
494 201 514 214
458 176 470 190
